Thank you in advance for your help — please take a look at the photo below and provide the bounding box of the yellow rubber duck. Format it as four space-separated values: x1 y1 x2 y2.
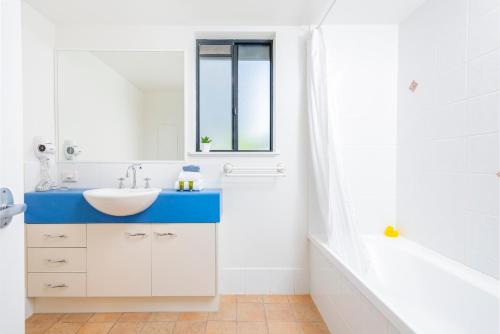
384 225 399 238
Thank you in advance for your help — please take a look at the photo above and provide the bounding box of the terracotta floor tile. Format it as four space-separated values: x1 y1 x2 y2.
109 322 145 334
119 313 152 322
61 314 94 323
265 304 294 322
237 303 265 322
205 321 237 334
290 304 322 322
287 296 313 304
27 314 64 323
26 319 60 334
208 303 237 321
220 295 237 304
178 312 208 321
299 322 330 334
45 322 83 334
88 313 122 323
77 322 115 334
24 295 327 334
237 295 263 303
148 312 179 322
267 322 303 334
173 321 206 334
140 322 176 334
263 295 289 304
237 322 267 334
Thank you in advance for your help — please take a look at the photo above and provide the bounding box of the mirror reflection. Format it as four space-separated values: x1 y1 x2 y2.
56 50 184 161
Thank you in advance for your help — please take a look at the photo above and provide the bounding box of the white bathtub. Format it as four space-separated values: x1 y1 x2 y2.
309 235 499 334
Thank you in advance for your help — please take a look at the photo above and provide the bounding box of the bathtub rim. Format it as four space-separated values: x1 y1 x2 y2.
308 233 500 334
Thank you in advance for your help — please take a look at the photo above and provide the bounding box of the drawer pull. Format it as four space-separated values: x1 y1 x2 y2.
44 234 67 239
126 232 147 237
45 283 68 289
155 232 176 237
46 259 67 264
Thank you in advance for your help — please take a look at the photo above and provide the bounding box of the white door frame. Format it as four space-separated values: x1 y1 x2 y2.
0 0 26 332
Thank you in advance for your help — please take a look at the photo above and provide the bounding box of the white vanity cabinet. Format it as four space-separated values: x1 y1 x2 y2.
152 224 216 296
87 224 152 297
27 223 217 298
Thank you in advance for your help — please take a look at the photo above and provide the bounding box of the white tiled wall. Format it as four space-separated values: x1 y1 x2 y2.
398 0 500 278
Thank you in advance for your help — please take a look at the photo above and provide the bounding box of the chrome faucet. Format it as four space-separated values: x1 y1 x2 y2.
125 163 143 189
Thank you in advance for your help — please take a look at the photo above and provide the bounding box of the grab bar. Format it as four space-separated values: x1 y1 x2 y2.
223 163 286 177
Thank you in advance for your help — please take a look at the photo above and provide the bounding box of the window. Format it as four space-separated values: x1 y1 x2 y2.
196 39 273 152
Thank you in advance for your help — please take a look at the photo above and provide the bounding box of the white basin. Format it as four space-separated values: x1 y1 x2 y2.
83 188 161 216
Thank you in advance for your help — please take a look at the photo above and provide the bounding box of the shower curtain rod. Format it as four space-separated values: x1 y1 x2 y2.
317 0 338 28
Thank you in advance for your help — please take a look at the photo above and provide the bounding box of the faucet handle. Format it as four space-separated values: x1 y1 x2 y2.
144 177 151 189
117 177 125 189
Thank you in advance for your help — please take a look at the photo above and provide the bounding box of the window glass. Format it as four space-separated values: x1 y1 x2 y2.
199 44 232 55
237 45 271 150
197 40 272 151
199 57 233 150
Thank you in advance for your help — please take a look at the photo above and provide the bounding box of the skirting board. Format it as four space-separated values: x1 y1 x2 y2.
32 296 219 313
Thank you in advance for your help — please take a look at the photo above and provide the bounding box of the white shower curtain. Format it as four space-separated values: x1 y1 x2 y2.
307 28 368 275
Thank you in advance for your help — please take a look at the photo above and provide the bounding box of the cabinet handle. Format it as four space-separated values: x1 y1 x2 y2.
46 259 67 264
44 234 67 238
45 283 68 289
155 232 176 237
125 232 147 237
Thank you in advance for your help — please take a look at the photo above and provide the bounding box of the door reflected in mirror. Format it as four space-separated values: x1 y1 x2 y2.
56 50 184 161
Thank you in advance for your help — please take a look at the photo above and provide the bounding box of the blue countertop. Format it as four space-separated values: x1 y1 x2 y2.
25 188 221 224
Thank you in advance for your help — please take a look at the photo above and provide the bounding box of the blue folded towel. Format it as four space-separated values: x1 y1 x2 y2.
183 165 200 172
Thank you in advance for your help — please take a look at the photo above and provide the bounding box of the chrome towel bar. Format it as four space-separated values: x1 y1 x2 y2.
223 162 286 177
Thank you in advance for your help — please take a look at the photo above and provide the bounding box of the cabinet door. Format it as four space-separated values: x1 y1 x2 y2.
152 224 216 296
87 224 151 296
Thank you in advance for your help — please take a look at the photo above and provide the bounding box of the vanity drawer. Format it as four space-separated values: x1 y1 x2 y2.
28 248 86 273
27 273 86 297
27 224 86 247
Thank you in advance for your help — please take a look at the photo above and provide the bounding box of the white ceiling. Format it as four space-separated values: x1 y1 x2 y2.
24 0 428 25
324 0 427 24
91 51 184 91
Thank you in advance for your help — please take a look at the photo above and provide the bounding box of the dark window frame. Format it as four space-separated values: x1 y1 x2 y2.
196 39 274 152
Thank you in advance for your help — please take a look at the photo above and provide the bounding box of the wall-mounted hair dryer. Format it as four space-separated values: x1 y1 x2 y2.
63 140 82 160
33 136 56 192
33 137 55 160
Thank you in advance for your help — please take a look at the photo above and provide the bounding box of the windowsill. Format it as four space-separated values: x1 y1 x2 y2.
188 151 280 157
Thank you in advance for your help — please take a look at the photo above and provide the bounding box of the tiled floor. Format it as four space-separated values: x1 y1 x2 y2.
25 295 330 334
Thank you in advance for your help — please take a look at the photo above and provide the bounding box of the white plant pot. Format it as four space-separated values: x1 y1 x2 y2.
201 143 211 153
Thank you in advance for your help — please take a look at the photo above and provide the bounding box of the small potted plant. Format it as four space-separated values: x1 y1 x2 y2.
201 136 212 153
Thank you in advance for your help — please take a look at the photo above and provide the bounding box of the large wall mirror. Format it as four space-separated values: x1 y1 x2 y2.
56 50 184 162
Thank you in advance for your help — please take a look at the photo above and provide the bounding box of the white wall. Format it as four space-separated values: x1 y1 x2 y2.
21 2 57 318
22 3 56 195
310 26 398 236
398 0 500 278
22 21 310 294
57 51 144 161
141 91 184 160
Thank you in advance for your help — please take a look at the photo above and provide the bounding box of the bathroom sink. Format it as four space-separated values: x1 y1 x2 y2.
83 188 161 216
